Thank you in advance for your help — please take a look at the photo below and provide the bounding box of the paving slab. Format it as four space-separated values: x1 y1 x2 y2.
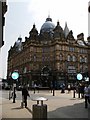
1 90 90 119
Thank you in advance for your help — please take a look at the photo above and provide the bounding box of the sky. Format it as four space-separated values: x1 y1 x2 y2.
0 0 89 79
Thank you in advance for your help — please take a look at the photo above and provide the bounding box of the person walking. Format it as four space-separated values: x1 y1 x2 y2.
78 83 81 98
67 84 71 93
80 83 85 98
33 83 37 94
61 83 65 93
84 84 90 108
22 85 30 108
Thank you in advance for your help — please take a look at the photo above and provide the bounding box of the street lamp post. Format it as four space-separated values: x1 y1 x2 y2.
52 80 55 96
77 73 83 98
8 76 11 100
13 83 16 103
73 85 76 98
11 71 19 103
8 72 12 100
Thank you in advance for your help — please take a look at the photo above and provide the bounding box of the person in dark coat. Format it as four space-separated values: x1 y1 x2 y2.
84 84 90 108
80 83 85 98
22 85 30 108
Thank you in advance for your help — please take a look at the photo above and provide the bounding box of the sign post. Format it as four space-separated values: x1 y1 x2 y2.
11 71 19 103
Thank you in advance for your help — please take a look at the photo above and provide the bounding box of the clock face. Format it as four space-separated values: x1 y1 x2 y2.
88 6 90 13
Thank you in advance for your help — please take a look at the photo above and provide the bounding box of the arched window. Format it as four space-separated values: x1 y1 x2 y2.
80 56 83 63
60 54 63 61
84 57 87 63
34 54 36 61
67 55 71 61
72 55 76 62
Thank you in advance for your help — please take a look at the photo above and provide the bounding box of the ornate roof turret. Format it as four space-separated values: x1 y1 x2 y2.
64 22 69 38
53 21 63 32
29 24 38 39
67 30 74 40
15 36 23 52
53 21 64 39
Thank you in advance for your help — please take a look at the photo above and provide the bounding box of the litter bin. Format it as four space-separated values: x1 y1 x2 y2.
31 97 48 119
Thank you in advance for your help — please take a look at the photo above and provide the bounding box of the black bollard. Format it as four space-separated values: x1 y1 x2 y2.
9 91 11 100
34 88 35 94
13 87 16 103
73 90 75 98
78 92 80 98
53 88 55 96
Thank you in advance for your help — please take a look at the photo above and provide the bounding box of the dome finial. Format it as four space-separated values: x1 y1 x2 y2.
18 35 22 41
33 23 35 28
19 34 21 38
57 20 60 25
48 10 50 18
46 12 52 22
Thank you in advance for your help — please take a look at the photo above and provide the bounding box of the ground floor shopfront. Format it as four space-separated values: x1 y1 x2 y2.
8 65 89 89
15 70 77 89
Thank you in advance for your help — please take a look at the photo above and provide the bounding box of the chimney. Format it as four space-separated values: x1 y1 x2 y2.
77 33 84 40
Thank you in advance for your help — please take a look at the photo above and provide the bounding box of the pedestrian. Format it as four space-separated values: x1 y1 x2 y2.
84 84 90 108
80 83 85 98
33 83 37 94
78 83 81 98
67 84 71 93
22 85 30 108
61 83 65 93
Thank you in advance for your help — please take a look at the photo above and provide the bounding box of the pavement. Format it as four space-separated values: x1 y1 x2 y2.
1 90 90 119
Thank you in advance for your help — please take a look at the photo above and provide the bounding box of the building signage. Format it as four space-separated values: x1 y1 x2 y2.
68 66 76 73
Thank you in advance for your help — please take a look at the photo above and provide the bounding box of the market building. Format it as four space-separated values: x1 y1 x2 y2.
7 16 89 88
